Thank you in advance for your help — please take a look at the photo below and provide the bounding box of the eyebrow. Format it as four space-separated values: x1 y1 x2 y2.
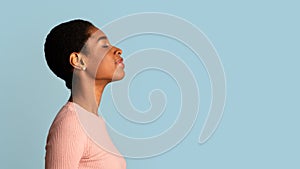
97 36 107 42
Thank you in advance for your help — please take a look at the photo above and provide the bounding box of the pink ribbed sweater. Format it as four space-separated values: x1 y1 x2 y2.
45 102 126 169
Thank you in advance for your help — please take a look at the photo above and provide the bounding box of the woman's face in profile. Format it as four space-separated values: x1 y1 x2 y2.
83 27 125 82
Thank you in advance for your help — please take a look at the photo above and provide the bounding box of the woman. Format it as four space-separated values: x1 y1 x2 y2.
44 19 126 169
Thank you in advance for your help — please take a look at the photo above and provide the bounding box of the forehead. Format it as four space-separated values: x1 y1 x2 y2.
89 28 106 40
83 28 108 50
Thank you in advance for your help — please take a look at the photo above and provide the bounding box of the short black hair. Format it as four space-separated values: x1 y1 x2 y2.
44 19 95 89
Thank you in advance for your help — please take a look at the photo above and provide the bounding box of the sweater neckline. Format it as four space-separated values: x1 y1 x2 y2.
67 101 102 119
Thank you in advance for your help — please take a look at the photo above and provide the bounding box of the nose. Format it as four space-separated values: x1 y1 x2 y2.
114 47 122 55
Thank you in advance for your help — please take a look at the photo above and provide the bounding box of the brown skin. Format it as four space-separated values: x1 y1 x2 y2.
69 27 125 115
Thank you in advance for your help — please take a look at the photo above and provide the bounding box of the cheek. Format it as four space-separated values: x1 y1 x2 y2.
95 57 115 77
87 51 109 74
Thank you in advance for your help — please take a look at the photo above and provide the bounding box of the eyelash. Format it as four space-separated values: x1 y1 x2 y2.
102 45 109 48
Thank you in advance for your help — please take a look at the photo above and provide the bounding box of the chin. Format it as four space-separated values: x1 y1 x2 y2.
112 71 125 81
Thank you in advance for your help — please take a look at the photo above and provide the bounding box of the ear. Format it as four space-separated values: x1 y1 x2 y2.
69 52 85 70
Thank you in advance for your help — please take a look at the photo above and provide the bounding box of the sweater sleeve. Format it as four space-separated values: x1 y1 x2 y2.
45 110 87 169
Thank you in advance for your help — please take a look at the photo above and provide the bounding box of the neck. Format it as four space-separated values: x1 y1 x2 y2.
69 73 110 115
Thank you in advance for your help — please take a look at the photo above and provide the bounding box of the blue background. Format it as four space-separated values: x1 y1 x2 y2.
1 0 299 168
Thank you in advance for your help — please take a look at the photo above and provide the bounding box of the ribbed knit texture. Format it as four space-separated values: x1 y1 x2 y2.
45 102 126 169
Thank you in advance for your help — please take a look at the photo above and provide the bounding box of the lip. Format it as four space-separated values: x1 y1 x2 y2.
115 57 123 63
115 58 125 68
